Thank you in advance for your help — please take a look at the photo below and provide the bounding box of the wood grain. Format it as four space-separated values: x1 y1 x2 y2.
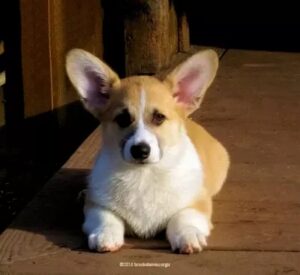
20 0 52 117
63 126 101 170
49 0 103 109
20 0 103 117
178 13 190 52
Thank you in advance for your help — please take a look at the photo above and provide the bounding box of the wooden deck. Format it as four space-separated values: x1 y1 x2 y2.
1 49 300 274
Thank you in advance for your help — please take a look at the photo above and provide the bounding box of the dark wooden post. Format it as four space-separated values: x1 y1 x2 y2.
124 0 178 75
178 12 190 52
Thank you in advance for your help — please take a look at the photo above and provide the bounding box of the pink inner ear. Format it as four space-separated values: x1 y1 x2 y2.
174 68 202 105
84 69 109 108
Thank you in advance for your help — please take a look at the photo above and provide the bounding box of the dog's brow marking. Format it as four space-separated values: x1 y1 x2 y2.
138 89 146 127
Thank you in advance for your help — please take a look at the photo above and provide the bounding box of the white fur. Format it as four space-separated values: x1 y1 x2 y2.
123 89 160 163
85 130 203 242
83 205 124 251
166 208 209 252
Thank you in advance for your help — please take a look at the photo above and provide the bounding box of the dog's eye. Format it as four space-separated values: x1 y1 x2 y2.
114 109 133 128
152 110 166 126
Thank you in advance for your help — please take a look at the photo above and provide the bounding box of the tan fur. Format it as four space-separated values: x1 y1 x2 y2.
186 119 230 197
186 119 229 225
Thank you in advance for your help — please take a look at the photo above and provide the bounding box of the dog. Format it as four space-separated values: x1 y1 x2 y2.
66 49 230 254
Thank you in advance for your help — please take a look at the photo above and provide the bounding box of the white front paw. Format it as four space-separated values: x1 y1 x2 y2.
88 226 124 252
168 225 208 254
167 209 210 254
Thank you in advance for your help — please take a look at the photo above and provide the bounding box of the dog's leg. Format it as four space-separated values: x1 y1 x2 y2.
166 198 212 254
83 204 124 252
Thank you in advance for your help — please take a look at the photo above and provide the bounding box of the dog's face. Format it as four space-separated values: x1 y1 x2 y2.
99 77 184 164
66 50 218 164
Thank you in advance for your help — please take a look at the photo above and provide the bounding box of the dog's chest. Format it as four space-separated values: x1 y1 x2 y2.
89 137 203 237
95 165 201 236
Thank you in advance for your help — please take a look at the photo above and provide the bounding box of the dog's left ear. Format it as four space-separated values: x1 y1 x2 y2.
164 50 218 115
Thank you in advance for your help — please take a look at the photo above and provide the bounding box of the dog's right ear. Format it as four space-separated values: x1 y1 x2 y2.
66 49 120 116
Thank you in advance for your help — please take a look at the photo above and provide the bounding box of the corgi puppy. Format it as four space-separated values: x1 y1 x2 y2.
66 49 230 254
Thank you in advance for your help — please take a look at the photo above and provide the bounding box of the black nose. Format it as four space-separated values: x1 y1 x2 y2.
130 142 150 161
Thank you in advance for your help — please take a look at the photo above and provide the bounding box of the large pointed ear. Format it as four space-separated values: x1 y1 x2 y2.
66 49 120 116
164 50 218 115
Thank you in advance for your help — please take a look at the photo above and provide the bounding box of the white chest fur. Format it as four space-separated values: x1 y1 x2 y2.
87 134 203 237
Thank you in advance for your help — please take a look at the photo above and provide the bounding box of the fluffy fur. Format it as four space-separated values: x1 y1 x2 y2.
66 49 230 254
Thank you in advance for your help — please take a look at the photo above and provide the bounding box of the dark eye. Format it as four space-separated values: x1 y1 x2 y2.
114 109 133 128
152 110 166 126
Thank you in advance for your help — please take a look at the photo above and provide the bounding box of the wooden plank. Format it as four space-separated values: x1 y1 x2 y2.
63 126 101 170
1 249 300 275
20 0 103 117
49 0 103 109
220 164 300 203
20 0 52 117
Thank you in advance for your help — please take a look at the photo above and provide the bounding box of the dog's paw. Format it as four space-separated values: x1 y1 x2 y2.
88 227 124 252
167 209 211 254
168 226 208 254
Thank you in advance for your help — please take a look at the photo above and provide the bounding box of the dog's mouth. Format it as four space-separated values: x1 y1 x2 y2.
121 155 151 165
134 159 149 165
122 153 162 165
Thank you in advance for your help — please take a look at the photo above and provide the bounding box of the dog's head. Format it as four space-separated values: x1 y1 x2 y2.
66 49 218 165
